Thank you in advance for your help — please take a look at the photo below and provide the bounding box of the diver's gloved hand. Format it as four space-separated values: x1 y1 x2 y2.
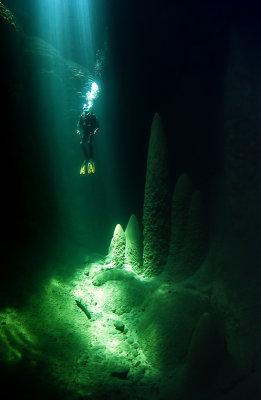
87 159 95 174
80 160 87 175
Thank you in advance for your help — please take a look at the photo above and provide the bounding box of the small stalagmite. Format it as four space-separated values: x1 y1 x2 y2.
109 224 126 268
179 190 208 277
125 214 142 272
167 173 194 268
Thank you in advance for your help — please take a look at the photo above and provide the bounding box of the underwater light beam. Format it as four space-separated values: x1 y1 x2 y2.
84 82 99 110
36 0 94 68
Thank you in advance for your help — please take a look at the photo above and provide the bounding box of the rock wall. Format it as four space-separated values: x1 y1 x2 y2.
223 26 261 240
209 25 261 389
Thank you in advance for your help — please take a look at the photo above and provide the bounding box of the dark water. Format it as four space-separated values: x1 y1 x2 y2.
1 0 252 247
2 0 254 254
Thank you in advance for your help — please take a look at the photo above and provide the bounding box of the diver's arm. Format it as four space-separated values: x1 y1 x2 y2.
76 115 83 135
94 117 99 135
76 121 80 135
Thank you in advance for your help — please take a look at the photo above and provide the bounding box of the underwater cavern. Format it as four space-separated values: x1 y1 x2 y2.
1 0 261 399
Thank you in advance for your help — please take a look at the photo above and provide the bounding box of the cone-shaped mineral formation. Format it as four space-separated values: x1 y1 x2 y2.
167 186 208 280
167 173 194 267
166 173 209 279
125 214 142 272
109 224 126 268
179 190 208 278
184 313 227 394
143 113 171 276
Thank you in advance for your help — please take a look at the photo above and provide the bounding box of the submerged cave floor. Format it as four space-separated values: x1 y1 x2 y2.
1 237 261 400
1 232 96 306
0 245 167 400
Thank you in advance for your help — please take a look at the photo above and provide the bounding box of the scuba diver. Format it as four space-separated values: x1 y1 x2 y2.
76 105 99 174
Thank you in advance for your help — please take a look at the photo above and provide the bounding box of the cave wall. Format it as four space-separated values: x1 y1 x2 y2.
209 24 261 379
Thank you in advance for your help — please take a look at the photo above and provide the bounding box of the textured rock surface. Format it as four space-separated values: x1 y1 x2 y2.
125 214 142 272
184 312 227 391
167 173 194 267
0 2 23 95
223 27 261 238
177 190 208 279
110 224 126 268
166 176 208 280
213 25 261 370
142 113 171 276
92 268 136 286
137 284 210 368
0 2 21 36
23 36 90 121
95 279 146 315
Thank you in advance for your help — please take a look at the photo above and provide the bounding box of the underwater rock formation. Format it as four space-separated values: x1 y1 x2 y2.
142 113 171 276
0 2 22 46
167 173 194 267
211 27 261 396
223 27 261 238
24 36 90 121
125 214 142 272
166 177 208 280
137 285 211 368
0 2 23 104
92 273 147 316
183 312 227 394
109 224 126 268
92 267 136 287
0 2 21 34
176 190 208 279
106 119 208 281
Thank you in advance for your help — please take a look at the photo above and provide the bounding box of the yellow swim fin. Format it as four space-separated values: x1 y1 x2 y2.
87 159 95 174
80 160 87 175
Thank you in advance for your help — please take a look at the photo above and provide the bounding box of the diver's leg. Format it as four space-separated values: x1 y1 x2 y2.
88 134 94 160
80 142 90 160
79 138 90 174
87 134 95 173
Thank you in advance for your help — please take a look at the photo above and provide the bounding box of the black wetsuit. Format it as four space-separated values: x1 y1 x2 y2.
77 111 99 161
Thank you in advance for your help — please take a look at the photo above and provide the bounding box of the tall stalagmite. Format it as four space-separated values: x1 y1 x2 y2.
143 113 171 276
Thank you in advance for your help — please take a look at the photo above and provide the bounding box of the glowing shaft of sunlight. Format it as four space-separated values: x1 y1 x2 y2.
36 0 94 68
